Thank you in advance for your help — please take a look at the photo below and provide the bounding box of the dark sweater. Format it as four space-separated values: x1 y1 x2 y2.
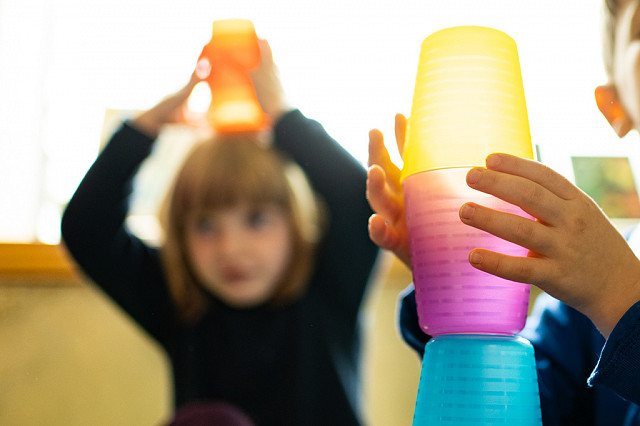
61 110 379 426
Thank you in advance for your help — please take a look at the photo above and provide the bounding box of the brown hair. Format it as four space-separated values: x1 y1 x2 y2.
602 0 619 77
159 135 324 323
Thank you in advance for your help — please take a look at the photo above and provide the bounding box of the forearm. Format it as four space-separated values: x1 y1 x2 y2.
61 122 155 275
273 109 368 201
273 109 377 310
60 122 173 340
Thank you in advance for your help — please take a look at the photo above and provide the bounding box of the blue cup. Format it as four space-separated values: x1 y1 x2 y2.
413 335 541 425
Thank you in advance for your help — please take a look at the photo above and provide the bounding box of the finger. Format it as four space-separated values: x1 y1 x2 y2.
459 202 555 256
368 129 402 191
195 59 211 80
257 39 274 65
366 165 403 223
395 113 407 157
368 214 395 249
368 129 388 167
173 74 202 106
468 248 548 286
466 167 565 226
485 153 579 200
368 214 411 267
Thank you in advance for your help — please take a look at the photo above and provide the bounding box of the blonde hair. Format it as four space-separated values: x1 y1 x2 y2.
602 0 619 78
160 135 324 323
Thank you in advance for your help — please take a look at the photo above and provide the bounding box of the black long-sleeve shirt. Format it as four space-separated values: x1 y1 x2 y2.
61 110 379 426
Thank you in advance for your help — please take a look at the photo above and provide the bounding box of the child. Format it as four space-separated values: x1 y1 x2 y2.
61 40 379 426
366 1 640 424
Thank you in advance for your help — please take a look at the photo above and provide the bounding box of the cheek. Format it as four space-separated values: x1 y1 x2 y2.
185 236 215 274
632 51 640 124
266 229 294 271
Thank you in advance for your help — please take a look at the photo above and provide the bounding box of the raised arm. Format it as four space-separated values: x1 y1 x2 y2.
252 40 377 315
61 73 203 341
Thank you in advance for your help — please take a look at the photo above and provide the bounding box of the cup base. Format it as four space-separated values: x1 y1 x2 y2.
413 335 542 425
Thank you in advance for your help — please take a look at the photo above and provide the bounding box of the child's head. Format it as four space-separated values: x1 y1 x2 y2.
160 135 324 322
596 0 640 137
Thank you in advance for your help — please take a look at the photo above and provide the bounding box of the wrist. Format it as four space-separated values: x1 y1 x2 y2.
130 114 162 139
591 262 640 338
269 104 293 125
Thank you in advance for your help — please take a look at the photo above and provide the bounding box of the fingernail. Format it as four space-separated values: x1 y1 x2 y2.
469 251 482 266
486 154 501 168
466 168 482 185
459 203 475 220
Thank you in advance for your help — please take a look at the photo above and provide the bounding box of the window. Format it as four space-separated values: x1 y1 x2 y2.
0 0 625 243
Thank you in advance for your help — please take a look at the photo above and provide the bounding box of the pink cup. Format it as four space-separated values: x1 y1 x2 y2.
404 167 532 336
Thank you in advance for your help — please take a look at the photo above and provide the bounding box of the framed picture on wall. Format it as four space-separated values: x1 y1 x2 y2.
537 141 640 235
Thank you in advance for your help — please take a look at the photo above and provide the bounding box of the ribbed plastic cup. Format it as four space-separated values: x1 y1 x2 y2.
401 26 533 178
405 168 531 336
402 26 534 336
413 335 542 425
197 19 266 133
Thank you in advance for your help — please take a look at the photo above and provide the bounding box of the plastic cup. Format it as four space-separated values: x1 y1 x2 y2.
401 26 534 336
404 168 531 336
401 26 533 179
197 19 266 133
413 334 542 425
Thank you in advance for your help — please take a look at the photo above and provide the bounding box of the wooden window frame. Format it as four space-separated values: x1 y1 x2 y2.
0 243 82 285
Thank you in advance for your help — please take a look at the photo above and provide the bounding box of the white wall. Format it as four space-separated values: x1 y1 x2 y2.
0 0 631 242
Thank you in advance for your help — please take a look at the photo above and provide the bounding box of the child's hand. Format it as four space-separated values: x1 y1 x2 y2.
367 114 411 268
250 39 289 124
131 71 204 139
460 153 640 337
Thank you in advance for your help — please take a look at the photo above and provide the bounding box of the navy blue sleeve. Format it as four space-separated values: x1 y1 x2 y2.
589 301 640 405
398 284 431 357
519 294 634 425
519 294 603 425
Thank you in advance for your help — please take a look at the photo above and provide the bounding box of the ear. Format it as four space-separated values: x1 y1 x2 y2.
595 85 633 138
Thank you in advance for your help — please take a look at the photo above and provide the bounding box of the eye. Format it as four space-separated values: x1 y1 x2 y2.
246 204 287 230
247 208 270 229
193 216 219 235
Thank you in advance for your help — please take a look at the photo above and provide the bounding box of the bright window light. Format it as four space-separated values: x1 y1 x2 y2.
0 0 632 243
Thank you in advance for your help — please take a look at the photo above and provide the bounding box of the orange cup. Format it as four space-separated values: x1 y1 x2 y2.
197 19 267 133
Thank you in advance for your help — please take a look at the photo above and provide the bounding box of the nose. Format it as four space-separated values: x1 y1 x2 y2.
216 229 247 258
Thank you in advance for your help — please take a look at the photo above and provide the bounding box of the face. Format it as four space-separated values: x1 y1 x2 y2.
613 0 640 129
185 202 294 308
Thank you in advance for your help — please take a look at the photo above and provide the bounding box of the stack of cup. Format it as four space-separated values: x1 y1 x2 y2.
402 26 542 425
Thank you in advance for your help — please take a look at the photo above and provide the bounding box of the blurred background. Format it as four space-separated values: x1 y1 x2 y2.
1 0 638 425
1 0 630 244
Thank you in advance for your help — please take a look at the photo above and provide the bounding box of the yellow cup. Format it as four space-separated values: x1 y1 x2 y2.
401 26 533 180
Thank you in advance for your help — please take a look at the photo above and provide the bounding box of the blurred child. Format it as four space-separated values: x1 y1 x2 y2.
366 1 640 424
62 40 379 426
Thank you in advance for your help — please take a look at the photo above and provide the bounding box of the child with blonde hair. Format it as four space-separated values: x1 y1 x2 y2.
62 40 379 426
